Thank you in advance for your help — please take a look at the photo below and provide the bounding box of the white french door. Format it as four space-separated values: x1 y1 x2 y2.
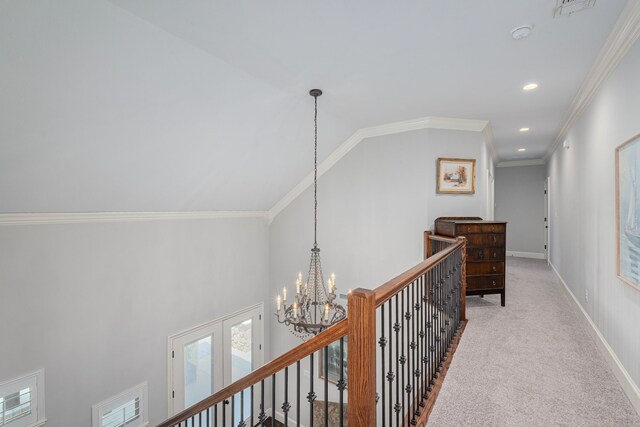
168 304 264 424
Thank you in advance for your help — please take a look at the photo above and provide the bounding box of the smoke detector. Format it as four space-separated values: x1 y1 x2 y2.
554 0 596 17
511 25 533 40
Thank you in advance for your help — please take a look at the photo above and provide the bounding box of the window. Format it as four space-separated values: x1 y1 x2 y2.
0 369 46 427
92 383 148 427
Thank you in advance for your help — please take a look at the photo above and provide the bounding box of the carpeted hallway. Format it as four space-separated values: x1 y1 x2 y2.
428 257 640 426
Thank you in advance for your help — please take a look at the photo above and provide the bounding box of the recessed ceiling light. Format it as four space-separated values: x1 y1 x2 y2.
518 148 526 152
520 127 530 132
523 83 539 91
511 25 533 40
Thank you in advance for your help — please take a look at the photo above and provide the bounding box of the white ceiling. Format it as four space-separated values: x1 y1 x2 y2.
0 0 628 213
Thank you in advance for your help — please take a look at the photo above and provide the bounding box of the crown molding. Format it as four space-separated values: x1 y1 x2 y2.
267 116 490 223
496 159 546 168
546 0 640 160
0 211 269 226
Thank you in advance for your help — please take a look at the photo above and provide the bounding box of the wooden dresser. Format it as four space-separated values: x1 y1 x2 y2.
434 217 507 306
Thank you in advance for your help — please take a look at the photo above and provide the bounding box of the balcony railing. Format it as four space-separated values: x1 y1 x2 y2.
159 234 466 427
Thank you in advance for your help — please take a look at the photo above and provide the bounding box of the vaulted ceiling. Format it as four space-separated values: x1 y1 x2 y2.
0 0 628 213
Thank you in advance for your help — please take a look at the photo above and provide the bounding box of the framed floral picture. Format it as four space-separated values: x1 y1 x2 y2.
616 133 640 290
436 158 476 194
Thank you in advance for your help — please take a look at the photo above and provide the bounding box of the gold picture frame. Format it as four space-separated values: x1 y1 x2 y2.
616 133 640 291
436 158 476 194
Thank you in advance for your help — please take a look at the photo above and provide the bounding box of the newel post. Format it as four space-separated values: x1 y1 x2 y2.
458 236 467 322
347 288 377 426
424 230 433 259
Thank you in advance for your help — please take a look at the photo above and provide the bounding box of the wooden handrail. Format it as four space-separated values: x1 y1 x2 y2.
427 234 458 243
158 320 347 427
424 231 458 259
374 239 464 307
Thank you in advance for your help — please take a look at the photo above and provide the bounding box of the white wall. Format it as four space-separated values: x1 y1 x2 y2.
547 37 640 398
268 127 491 420
0 217 269 426
495 165 546 255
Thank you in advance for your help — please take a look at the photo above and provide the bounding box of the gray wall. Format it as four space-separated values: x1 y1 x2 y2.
0 217 270 426
495 165 546 254
547 38 640 394
268 127 491 420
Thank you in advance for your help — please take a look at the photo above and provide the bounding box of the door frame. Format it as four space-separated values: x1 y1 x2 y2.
486 168 495 220
167 302 264 418
545 176 551 264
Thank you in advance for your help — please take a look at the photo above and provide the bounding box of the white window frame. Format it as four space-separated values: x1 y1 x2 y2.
0 369 46 427
91 382 148 427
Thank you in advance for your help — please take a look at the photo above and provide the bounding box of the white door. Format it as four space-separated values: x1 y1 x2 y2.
223 306 263 426
169 304 264 424
545 177 550 263
171 322 224 416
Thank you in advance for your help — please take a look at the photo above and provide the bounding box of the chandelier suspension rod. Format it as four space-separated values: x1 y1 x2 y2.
313 91 319 248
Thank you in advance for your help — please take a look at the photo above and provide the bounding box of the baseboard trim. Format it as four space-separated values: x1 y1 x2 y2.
506 251 545 259
550 262 640 416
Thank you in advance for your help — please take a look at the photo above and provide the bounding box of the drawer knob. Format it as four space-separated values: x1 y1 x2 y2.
478 250 484 258
493 252 497 258
492 281 496 286
492 236 497 243
492 266 497 272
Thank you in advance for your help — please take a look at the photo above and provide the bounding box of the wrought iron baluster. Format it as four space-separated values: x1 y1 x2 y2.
394 294 400 427
324 346 329 427
223 399 227 427
339 337 345 427
380 304 386 426
297 361 301 427
283 367 289 427
387 299 393 427
401 287 406 421
271 374 276 427
260 380 266 426
250 386 254 427
309 353 315 427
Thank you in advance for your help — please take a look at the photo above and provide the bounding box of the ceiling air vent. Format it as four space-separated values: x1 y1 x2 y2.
554 0 596 17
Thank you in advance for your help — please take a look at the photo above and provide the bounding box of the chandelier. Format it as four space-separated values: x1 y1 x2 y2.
275 89 347 339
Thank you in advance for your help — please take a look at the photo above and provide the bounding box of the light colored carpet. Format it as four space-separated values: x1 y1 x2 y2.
428 257 640 426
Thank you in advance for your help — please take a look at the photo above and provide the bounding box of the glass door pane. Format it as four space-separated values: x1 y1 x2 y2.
231 319 253 424
184 335 213 408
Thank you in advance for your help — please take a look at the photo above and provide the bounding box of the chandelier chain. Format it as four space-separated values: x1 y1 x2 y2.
313 93 318 248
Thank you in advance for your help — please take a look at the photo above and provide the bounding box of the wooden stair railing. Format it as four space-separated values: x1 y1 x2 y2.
159 235 466 427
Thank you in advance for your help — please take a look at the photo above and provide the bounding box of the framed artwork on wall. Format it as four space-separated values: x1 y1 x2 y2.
616 133 640 291
436 158 476 194
318 337 347 386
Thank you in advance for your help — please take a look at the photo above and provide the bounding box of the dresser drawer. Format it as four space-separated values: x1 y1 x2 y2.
467 275 504 291
464 233 505 247
456 223 506 234
467 247 505 261
466 261 504 275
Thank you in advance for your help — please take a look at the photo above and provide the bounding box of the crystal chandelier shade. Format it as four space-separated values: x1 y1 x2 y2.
275 89 347 340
